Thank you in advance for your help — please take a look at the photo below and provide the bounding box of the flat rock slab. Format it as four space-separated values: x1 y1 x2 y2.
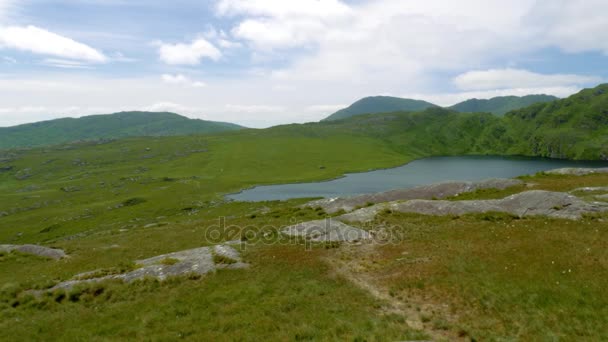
545 168 608 176
0 244 66 260
282 219 371 242
48 244 247 292
304 178 523 214
339 190 608 222
570 187 608 193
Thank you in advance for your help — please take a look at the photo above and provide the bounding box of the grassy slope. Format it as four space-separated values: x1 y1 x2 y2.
322 96 438 121
0 111 243 149
449 94 558 115
366 173 608 340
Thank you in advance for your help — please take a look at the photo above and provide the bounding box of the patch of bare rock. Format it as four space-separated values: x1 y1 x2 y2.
47 244 247 292
304 178 523 214
0 244 66 260
281 219 371 242
339 190 608 222
545 168 608 176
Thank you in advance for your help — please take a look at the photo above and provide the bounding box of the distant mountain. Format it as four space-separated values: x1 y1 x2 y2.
0 111 244 149
314 84 608 160
322 94 558 122
450 95 559 115
322 96 438 121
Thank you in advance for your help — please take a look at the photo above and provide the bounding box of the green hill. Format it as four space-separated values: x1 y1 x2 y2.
0 111 244 149
449 94 558 115
322 96 438 121
476 84 608 159
323 94 558 122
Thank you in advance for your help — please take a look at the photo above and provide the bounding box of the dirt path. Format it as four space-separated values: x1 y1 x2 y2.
324 241 468 341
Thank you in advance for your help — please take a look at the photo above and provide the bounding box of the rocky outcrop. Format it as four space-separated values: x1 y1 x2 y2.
545 168 608 176
47 244 248 292
570 187 608 193
338 190 608 222
304 178 524 214
0 244 66 260
282 219 371 242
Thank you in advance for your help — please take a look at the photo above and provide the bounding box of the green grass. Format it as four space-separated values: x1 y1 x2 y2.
358 173 608 340
0 246 425 341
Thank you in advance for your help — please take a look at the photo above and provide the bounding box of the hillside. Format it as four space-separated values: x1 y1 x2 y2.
322 96 437 121
449 94 558 115
478 84 608 159
0 111 243 149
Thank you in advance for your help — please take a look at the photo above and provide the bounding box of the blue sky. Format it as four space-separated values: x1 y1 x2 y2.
0 0 607 127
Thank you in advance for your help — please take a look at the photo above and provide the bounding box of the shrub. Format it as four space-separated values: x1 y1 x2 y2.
213 254 237 265
122 197 147 207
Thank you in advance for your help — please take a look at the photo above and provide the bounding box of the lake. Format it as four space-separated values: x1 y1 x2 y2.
228 156 608 202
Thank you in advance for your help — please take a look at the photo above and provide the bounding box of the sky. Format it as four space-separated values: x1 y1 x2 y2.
0 0 607 128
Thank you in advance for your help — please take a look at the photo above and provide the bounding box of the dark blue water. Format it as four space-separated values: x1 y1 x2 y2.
228 156 608 202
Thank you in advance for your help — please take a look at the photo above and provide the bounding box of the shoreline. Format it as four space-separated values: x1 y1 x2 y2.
225 154 608 202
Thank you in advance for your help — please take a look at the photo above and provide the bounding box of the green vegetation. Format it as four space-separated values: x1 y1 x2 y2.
487 84 608 159
322 96 437 121
449 94 558 115
1 84 608 340
0 111 243 149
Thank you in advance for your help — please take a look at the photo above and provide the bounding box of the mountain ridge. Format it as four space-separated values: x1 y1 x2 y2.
0 111 244 149
323 94 560 121
322 96 438 121
448 94 559 115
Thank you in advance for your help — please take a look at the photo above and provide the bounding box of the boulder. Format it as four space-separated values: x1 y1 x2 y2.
545 168 608 176
304 178 523 214
46 244 248 292
339 190 608 222
0 244 66 260
281 219 371 242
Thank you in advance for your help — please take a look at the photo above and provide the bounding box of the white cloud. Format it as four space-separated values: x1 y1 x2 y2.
41 58 95 69
453 69 602 91
216 0 608 91
527 0 608 55
217 0 539 85
0 0 16 23
0 25 107 62
141 102 209 116
216 0 352 19
305 104 346 112
158 38 221 65
217 38 242 49
2 55 15 63
404 87 581 107
161 74 207 87
224 104 285 113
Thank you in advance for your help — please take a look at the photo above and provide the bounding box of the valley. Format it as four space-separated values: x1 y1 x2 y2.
1 85 608 340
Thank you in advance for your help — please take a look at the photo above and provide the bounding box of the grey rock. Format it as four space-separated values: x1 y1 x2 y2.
282 219 371 242
570 187 608 193
0 244 66 260
596 194 608 201
304 178 524 214
339 190 608 222
46 244 248 292
545 168 608 176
